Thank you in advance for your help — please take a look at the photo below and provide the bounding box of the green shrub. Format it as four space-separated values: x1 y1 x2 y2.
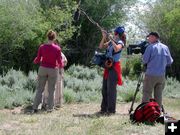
75 91 101 103
65 65 143 103
64 69 101 103
1 66 179 109
0 69 35 109
63 88 76 103
67 64 100 80
24 71 37 92
122 61 130 77
119 89 141 102
0 86 10 109
64 75 85 92
0 85 34 109
132 59 142 76
0 69 27 88
64 65 102 103
117 77 142 102
4 90 34 109
121 55 142 79
164 77 180 98
64 66 102 93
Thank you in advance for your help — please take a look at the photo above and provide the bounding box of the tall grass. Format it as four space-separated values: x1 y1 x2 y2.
163 77 180 98
117 78 142 102
0 69 35 109
0 66 180 109
64 65 102 103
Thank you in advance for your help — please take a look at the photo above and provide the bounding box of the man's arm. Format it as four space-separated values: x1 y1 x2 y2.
166 47 173 66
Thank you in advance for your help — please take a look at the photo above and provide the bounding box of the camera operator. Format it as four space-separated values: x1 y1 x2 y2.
142 32 173 109
97 26 126 115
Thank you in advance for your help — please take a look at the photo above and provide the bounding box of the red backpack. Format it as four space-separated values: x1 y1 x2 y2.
132 99 161 123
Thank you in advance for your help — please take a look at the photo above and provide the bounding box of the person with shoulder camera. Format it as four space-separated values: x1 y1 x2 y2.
98 26 126 115
32 30 63 113
142 32 173 108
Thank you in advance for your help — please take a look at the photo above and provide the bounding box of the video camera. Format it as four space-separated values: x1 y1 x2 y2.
127 41 149 55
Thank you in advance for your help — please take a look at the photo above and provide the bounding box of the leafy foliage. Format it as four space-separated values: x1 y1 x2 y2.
0 65 180 108
0 69 35 109
64 65 102 103
138 0 180 80
0 0 77 74
121 55 142 79
163 77 180 98
66 0 137 65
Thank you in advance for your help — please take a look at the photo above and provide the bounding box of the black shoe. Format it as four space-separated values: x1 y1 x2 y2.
30 109 38 114
95 111 107 116
107 111 115 116
46 109 53 113
54 105 61 110
41 105 47 111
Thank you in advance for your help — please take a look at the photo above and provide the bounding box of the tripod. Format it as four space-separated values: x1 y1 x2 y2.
128 69 145 115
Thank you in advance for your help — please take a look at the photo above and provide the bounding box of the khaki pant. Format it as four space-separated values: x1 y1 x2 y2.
33 66 58 110
142 74 165 107
43 68 64 108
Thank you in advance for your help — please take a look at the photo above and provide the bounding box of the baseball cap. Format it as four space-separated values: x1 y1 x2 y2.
114 26 125 35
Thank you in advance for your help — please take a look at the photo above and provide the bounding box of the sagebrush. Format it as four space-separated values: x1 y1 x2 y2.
0 66 180 109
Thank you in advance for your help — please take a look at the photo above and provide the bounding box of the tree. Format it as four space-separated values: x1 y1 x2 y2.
66 0 137 65
39 0 78 45
0 0 78 74
138 0 180 79
0 0 48 73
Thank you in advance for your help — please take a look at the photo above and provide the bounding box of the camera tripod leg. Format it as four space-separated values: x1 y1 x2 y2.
129 72 144 114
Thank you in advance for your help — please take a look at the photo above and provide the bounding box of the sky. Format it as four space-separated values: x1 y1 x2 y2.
124 0 157 43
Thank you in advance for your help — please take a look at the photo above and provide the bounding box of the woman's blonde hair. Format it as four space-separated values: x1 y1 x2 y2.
47 30 56 41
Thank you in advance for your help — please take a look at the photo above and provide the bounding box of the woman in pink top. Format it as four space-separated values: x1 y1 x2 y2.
42 39 68 109
32 30 63 113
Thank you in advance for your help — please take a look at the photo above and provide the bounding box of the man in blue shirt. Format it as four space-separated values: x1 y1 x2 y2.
142 32 173 108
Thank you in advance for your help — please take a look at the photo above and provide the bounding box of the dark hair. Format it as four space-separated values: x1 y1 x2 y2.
147 32 160 39
119 33 126 46
47 30 56 41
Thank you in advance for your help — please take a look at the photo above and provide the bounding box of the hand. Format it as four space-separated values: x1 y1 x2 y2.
101 30 107 38
108 34 114 41
59 68 62 74
64 61 67 67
